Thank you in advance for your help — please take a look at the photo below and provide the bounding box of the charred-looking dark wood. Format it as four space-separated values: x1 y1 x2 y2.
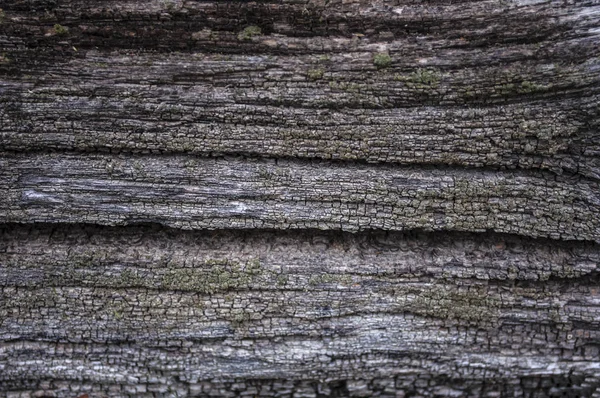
1 0 600 397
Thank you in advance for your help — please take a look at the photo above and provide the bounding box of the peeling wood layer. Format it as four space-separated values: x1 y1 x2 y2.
2 153 600 241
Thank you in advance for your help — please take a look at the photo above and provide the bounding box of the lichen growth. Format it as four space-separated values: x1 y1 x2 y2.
257 166 275 180
238 25 262 41
160 258 263 293
246 257 262 275
191 28 215 41
464 89 476 99
162 0 177 11
119 268 146 287
328 81 361 93
410 286 501 325
373 53 392 69
307 68 325 80
501 81 515 92
397 68 441 86
53 24 69 36
308 273 352 286
276 274 289 286
229 311 252 327
518 80 546 94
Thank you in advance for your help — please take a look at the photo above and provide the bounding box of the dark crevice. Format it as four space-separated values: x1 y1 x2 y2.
2 221 600 248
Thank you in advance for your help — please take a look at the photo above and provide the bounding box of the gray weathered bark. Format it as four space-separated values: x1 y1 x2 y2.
1 0 599 396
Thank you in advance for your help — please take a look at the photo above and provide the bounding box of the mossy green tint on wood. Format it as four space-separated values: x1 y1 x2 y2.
373 53 392 69
238 25 261 41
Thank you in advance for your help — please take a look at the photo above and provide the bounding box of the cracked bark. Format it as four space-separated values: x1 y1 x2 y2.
0 0 599 397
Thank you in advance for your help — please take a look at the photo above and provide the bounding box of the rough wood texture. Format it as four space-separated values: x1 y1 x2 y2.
1 0 600 397
3 153 600 241
1 224 600 397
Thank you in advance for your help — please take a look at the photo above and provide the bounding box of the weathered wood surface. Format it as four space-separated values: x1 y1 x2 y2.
3 153 600 241
2 1 600 177
1 0 600 397
1 224 600 397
